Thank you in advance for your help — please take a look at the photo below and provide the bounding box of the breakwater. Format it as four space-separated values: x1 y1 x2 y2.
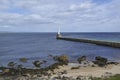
57 36 120 48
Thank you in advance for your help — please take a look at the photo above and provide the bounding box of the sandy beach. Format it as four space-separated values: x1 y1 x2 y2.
1 55 120 80
53 63 120 78
0 62 120 80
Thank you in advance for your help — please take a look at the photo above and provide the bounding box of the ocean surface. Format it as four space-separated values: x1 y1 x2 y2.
0 32 120 67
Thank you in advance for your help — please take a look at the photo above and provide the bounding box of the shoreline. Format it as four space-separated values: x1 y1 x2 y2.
1 62 120 80
53 62 120 78
0 55 120 80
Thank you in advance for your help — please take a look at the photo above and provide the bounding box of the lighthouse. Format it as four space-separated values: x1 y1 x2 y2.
56 27 62 39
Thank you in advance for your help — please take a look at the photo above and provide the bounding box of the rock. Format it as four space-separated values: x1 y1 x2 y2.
33 60 43 68
91 65 95 67
32 75 38 78
3 69 10 73
19 58 28 63
23 73 31 78
107 62 119 65
93 56 108 67
62 76 71 80
52 76 62 79
14 76 29 80
95 56 107 63
71 66 80 70
77 56 86 64
76 75 82 80
53 55 69 65
63 70 67 74
8 62 16 68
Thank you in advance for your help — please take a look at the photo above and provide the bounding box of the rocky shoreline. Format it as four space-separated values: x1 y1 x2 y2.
0 55 120 80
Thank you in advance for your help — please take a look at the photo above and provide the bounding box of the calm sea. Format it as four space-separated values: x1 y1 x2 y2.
0 32 120 67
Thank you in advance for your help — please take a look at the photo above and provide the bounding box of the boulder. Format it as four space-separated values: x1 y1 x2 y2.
77 56 86 64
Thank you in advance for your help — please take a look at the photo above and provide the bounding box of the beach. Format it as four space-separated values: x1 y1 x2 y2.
53 63 120 78
0 62 120 80
1 54 120 80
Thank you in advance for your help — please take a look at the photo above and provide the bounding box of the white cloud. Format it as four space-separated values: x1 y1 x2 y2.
0 0 10 11
70 1 96 11
0 12 54 28
0 0 120 32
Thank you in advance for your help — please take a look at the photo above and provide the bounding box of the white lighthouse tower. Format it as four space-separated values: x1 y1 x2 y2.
56 26 62 38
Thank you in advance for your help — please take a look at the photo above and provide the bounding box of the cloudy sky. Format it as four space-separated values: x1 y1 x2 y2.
0 0 120 32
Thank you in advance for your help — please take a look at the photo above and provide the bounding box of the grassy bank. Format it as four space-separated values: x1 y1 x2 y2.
92 74 120 80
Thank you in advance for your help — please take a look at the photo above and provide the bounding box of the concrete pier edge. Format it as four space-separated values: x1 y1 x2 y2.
56 36 120 48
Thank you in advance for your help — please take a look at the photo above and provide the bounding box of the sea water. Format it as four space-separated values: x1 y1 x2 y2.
0 32 120 67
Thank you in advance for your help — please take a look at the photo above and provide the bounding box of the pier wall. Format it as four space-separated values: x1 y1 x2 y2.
57 37 120 48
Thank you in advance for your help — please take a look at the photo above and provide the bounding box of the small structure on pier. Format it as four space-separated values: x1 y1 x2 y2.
56 27 62 39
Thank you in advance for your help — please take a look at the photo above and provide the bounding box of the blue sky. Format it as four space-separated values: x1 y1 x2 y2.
0 0 120 32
